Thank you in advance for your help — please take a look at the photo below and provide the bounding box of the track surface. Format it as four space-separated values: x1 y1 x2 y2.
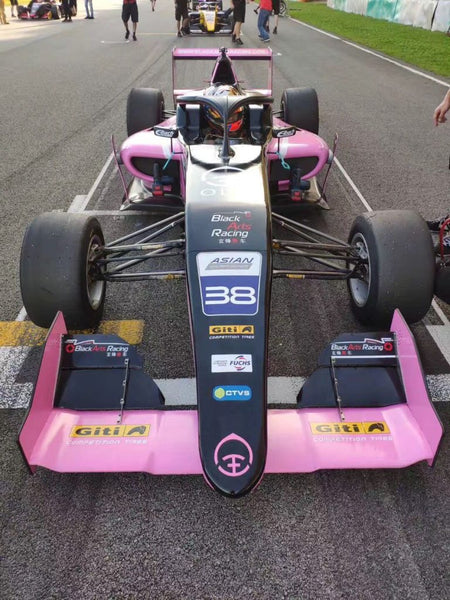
1 3 449 599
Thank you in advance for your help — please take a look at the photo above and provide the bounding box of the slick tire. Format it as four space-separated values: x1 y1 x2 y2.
20 213 106 329
281 87 319 134
347 210 434 327
126 88 165 137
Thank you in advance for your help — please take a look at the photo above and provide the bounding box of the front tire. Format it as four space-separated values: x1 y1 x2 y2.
281 87 319 134
20 213 106 329
347 210 434 327
126 88 164 137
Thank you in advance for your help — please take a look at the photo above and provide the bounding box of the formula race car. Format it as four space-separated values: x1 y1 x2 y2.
188 1 233 34
17 0 60 19
19 48 444 498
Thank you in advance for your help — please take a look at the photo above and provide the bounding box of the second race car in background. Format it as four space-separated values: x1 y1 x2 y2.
189 1 233 34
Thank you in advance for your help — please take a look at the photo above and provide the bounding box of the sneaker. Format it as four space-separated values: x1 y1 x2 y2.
133 32 137 41
235 37 243 45
273 26 277 34
177 30 182 37
125 29 130 39
263 37 270 43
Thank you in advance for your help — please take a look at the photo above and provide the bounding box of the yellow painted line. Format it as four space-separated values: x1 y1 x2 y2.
0 320 144 347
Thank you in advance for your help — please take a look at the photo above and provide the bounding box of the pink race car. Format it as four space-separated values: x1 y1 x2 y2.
19 48 443 497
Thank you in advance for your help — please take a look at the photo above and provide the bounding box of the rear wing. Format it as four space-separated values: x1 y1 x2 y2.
172 47 273 104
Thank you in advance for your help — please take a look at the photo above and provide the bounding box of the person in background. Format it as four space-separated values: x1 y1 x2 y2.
150 0 156 10
61 0 73 21
231 0 247 45
272 0 279 34
257 0 271 42
10 0 18 18
434 89 450 126
123 0 138 40
0 0 10 23
175 0 189 37
84 0 93 18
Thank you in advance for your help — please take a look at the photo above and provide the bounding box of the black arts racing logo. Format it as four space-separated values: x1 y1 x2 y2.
214 433 253 477
64 339 129 357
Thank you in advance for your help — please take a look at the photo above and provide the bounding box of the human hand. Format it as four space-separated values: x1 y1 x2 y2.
434 90 450 126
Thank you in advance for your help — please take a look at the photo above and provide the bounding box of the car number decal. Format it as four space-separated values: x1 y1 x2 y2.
197 252 262 316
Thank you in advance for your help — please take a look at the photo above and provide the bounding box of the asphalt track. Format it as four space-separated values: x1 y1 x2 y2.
1 2 449 599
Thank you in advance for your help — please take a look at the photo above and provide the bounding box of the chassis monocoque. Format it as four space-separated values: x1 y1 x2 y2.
188 1 232 34
19 48 443 497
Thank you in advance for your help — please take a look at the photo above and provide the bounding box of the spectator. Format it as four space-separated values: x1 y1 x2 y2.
231 0 247 45
175 0 189 37
434 88 450 126
84 0 93 18
123 0 138 40
257 0 271 42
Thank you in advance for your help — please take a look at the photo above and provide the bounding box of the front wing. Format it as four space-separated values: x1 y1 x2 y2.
19 311 443 484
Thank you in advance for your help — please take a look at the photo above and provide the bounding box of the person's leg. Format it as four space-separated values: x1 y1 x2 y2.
84 0 89 17
89 0 93 18
132 4 138 39
258 9 269 40
273 13 278 33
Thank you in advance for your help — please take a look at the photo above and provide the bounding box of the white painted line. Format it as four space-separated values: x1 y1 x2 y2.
334 157 373 212
70 152 114 213
15 307 27 322
0 347 34 409
291 19 449 87
67 195 88 213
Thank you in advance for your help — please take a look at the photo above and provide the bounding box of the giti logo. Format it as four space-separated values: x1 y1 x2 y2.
311 422 390 435
70 425 150 438
209 325 254 335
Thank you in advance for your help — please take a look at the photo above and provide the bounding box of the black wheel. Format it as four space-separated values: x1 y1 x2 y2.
20 213 106 329
126 88 164 137
281 88 319 134
347 210 435 327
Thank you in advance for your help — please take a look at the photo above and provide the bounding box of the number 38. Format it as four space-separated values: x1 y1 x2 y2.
205 286 256 305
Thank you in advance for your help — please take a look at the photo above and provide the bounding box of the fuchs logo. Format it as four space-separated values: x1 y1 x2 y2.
206 256 254 270
214 433 253 477
331 337 394 355
211 354 253 373
310 422 391 435
213 385 252 401
64 340 129 355
70 425 150 438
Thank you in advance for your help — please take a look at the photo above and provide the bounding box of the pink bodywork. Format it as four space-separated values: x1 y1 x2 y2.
19 311 443 477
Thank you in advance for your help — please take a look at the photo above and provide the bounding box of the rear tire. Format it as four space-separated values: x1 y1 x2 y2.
281 87 319 134
126 88 164 137
347 210 434 327
20 213 106 329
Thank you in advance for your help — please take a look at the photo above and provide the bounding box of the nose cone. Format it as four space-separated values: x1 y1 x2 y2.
202 432 266 497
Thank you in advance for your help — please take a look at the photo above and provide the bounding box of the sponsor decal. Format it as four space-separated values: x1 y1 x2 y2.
310 422 390 435
213 385 252 401
209 325 255 339
197 252 262 316
70 425 150 438
211 354 253 373
65 339 129 357
154 127 177 138
210 211 253 244
330 337 394 356
273 127 296 138
214 433 253 477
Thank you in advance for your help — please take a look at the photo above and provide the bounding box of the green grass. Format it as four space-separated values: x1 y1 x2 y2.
288 2 450 77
